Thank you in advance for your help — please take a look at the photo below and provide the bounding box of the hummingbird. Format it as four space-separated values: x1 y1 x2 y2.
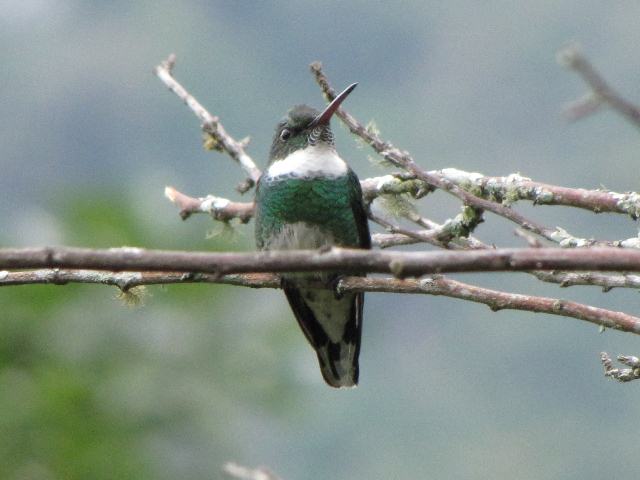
254 83 371 388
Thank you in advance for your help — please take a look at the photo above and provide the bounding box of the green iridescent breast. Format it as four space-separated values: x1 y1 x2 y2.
255 171 369 250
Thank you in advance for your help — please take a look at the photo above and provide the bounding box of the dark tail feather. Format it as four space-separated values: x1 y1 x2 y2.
316 339 360 388
283 284 363 388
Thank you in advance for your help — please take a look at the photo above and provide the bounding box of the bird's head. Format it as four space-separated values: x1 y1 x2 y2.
269 83 357 162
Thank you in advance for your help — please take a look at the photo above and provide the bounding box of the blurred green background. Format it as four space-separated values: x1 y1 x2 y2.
3 1 640 479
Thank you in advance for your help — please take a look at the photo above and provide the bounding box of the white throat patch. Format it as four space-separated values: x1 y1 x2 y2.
267 145 348 178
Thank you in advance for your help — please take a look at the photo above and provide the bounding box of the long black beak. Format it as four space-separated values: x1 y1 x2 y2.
309 82 358 128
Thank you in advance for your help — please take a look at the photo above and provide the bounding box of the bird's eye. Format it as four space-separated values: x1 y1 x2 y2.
280 128 291 141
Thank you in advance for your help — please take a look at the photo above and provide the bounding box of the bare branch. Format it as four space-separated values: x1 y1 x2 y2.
371 232 429 248
0 269 279 290
514 228 544 248
4 268 639 335
368 211 456 249
154 54 262 192
345 276 640 334
164 186 254 222
435 168 640 219
601 352 640 382
533 271 640 291
562 92 605 122
370 216 640 289
10 260 640 293
359 173 431 202
558 44 640 128
6 246 640 281
368 210 485 250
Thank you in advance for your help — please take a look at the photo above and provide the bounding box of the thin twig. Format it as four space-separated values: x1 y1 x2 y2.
164 186 254 222
3 268 639 334
558 44 640 128
368 211 456 249
601 352 640 382
562 92 605 122
359 173 431 203
154 54 262 192
533 271 640 292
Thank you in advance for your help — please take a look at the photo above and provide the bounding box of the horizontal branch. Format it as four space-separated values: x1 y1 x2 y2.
7 253 637 296
436 168 640 219
6 246 640 279
0 269 279 290
347 276 640 334
4 268 639 335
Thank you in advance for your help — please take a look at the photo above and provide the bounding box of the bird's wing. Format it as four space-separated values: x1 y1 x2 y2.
347 168 371 249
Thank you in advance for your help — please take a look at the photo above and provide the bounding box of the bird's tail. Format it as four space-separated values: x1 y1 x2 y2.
315 340 359 388
283 284 364 389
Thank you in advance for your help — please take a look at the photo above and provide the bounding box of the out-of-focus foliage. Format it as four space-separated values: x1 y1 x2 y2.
0 195 301 479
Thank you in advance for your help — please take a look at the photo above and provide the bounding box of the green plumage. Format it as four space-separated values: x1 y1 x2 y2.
255 172 368 249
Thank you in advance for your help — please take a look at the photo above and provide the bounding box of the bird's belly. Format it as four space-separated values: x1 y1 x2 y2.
266 221 336 251
267 222 336 284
